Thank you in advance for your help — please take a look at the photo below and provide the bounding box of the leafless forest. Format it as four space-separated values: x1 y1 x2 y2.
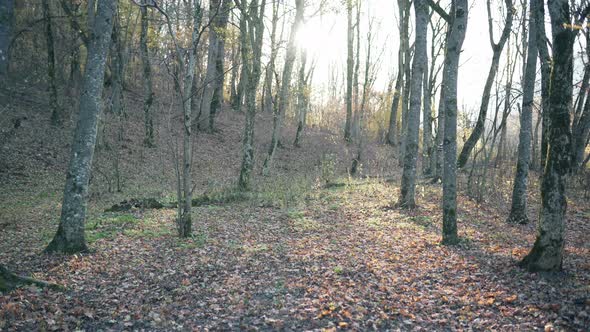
0 0 589 330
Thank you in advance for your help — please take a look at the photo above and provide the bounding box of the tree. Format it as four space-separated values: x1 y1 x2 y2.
519 0 590 272
398 0 428 208
344 0 354 142
45 0 117 254
140 1 155 147
41 0 62 126
431 0 468 245
0 0 15 79
571 30 590 171
237 0 266 190
262 0 304 175
263 0 280 114
200 0 232 131
387 0 410 147
506 0 537 225
456 0 513 169
293 48 313 147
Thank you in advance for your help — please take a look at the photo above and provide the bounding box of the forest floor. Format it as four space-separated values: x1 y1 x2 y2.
1 175 589 331
1 87 589 331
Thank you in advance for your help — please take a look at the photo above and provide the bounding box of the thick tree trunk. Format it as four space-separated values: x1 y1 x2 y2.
507 0 537 225
140 3 155 147
0 0 14 78
457 0 513 169
442 0 468 245
520 0 578 272
399 0 428 208
262 0 303 175
45 0 116 254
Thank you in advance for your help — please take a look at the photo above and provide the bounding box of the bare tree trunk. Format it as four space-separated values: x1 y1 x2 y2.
293 49 308 147
441 0 468 245
45 0 116 254
422 49 433 176
263 0 280 114
262 0 303 175
457 0 513 169
178 2 203 238
109 14 126 116
140 2 155 147
200 0 231 131
507 0 537 225
537 1 551 171
42 0 62 126
572 32 590 171
399 0 428 208
238 0 266 190
520 0 584 272
344 0 354 142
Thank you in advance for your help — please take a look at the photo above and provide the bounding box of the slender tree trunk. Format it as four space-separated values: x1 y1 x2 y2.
238 0 266 190
110 15 126 116
178 3 202 238
520 0 581 272
572 33 590 170
200 0 221 130
263 0 280 114
45 0 116 254
262 0 303 175
42 0 62 126
457 0 513 169
442 0 468 245
140 3 155 147
200 0 231 131
422 57 433 176
507 0 537 225
344 0 354 142
0 0 14 78
537 2 551 171
293 49 308 147
399 0 428 208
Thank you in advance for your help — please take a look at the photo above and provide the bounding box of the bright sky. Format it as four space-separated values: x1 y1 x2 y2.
295 0 500 112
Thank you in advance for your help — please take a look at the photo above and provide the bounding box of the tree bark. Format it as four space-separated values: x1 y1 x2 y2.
293 49 309 147
238 0 266 190
45 0 116 254
263 0 280 114
519 0 580 272
457 0 513 169
200 0 231 131
507 0 537 225
399 0 428 208
42 0 62 126
344 0 354 142
442 0 468 245
140 2 155 147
